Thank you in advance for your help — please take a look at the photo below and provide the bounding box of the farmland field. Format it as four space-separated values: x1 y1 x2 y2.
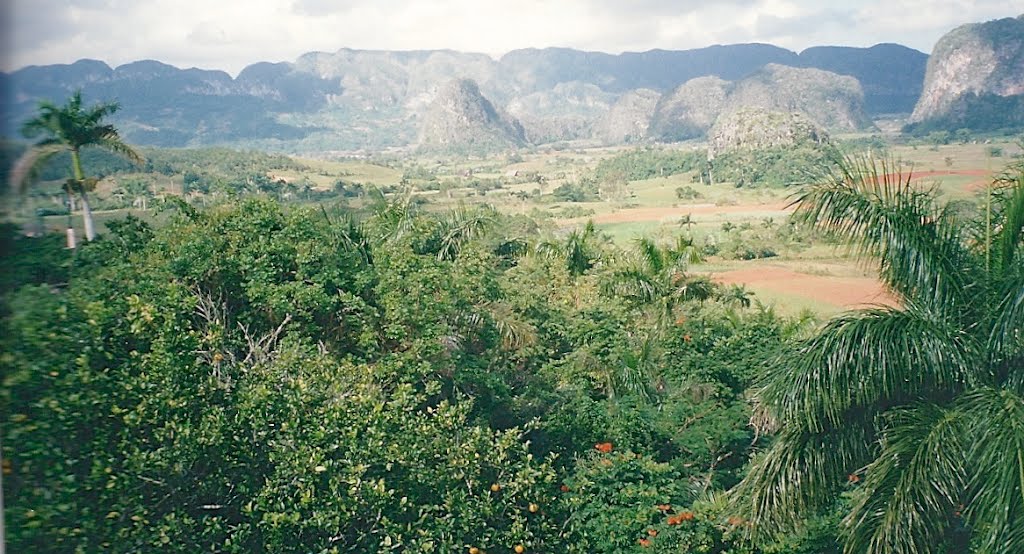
15 138 1024 316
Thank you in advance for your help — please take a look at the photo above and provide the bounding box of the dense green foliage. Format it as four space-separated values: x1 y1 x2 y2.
592 148 701 183
2 197 817 552
4 115 1022 552
709 145 836 188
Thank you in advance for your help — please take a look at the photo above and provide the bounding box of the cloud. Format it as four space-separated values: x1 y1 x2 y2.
4 0 1021 74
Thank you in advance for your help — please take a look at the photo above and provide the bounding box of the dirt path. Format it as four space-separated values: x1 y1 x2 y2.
710 266 898 309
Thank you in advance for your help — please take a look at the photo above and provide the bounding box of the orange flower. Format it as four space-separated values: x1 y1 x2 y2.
675 315 687 326
679 511 694 521
656 504 671 512
848 473 860 484
559 484 570 492
594 442 613 453
647 528 658 537
683 334 692 343
638 538 651 547
727 516 745 526
666 515 681 525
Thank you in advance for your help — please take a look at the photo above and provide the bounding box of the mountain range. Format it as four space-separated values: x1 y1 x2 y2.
2 14 1021 153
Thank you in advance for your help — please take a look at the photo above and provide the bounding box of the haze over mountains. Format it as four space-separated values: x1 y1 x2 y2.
2 14 1022 153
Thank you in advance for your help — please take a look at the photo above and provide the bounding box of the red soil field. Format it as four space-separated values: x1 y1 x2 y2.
711 266 898 310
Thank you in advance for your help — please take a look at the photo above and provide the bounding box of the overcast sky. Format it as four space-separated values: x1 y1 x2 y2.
2 0 1021 75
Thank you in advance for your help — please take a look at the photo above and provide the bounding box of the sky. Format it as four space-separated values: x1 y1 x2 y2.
2 0 1021 75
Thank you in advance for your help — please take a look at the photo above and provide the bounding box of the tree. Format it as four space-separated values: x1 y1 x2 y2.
9 91 142 244
601 236 704 319
536 221 604 278
120 177 152 211
732 155 1024 553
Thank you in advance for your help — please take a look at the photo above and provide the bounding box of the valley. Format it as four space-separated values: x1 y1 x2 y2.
3 8 1024 554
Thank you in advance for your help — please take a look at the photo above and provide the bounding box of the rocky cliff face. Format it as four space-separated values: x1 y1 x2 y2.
911 15 1024 123
591 89 660 145
648 77 732 141
417 79 525 153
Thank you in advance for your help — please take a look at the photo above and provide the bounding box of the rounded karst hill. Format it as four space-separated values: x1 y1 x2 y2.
417 78 526 153
727 63 873 131
708 107 830 156
648 76 732 142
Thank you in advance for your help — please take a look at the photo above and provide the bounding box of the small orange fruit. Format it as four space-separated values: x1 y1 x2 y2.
528 503 539 513
469 547 480 554
514 545 525 553
490 483 501 492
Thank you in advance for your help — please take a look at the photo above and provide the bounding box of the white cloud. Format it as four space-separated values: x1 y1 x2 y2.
5 0 1021 74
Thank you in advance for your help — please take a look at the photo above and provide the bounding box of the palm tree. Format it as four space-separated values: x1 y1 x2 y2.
717 283 753 309
601 235 704 319
9 90 142 244
732 155 1024 554
121 178 152 212
536 221 603 278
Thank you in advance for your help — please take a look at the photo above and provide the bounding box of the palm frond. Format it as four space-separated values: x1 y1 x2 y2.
677 276 716 303
8 143 66 194
435 204 496 261
483 301 537 350
367 188 417 243
611 332 659 402
601 267 660 305
634 237 665 274
674 234 703 265
732 422 874 540
990 280 1024 360
991 168 1024 278
842 403 967 554
20 101 60 138
960 387 1024 554
792 153 976 312
757 304 976 433
332 212 372 264
95 136 144 165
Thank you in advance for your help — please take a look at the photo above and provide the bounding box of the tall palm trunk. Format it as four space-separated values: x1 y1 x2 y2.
71 149 96 241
